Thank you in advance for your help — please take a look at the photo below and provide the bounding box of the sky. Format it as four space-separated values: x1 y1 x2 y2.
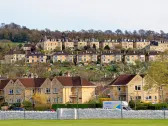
0 0 168 32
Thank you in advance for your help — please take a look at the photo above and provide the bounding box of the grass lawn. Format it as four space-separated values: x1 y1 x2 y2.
0 119 168 126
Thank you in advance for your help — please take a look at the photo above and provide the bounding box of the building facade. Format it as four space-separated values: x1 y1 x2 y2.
109 75 160 103
52 51 74 63
0 77 96 104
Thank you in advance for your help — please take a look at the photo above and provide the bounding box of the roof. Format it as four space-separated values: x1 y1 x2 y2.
18 78 46 88
0 79 10 89
148 51 160 55
102 50 122 55
56 76 95 86
0 77 7 80
126 51 145 55
78 50 97 55
26 53 45 57
109 75 136 86
7 50 25 55
53 51 73 56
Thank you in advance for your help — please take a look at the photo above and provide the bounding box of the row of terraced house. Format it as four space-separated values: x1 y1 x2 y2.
3 50 161 65
0 76 96 104
38 38 168 52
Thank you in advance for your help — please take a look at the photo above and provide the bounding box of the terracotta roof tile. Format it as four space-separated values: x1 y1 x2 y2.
0 80 10 89
109 75 136 86
18 78 46 88
56 76 95 86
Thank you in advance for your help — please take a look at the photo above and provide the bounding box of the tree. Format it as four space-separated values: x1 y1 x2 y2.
104 45 110 50
145 61 168 88
32 93 48 105
32 93 50 110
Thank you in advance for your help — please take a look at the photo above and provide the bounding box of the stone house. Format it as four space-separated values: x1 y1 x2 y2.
52 51 74 63
77 50 98 64
109 74 160 103
26 53 47 63
0 77 96 104
101 50 122 64
5 50 25 64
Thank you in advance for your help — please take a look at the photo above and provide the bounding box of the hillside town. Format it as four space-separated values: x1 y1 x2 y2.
0 36 168 109
1 38 166 65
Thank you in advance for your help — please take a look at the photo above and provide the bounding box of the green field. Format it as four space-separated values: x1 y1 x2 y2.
0 120 168 126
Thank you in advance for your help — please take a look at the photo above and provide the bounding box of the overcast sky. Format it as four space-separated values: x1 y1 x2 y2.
0 0 168 32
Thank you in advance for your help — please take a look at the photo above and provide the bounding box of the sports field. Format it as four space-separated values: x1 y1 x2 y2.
0 119 168 126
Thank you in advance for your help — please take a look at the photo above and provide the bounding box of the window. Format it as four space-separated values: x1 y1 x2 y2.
32 89 35 94
117 86 121 91
47 98 51 103
9 89 13 95
54 98 58 103
16 89 21 95
155 96 157 100
37 88 41 93
46 88 50 94
53 88 58 94
146 96 152 100
9 99 13 104
16 99 21 103
59 98 62 103
148 96 152 100
135 85 141 90
136 96 141 100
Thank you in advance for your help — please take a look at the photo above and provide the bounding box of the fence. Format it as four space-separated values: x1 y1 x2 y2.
0 109 168 120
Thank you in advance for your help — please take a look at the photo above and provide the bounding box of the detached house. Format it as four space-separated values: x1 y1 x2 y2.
109 74 160 103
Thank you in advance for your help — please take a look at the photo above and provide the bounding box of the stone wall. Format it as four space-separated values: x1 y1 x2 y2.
0 109 168 120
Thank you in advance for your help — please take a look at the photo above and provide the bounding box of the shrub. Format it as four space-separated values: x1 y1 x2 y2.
34 104 51 111
22 101 33 110
129 100 168 110
1 102 8 107
52 104 102 110
9 103 21 110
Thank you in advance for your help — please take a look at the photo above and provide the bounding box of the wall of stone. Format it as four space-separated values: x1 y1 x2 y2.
0 109 168 120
